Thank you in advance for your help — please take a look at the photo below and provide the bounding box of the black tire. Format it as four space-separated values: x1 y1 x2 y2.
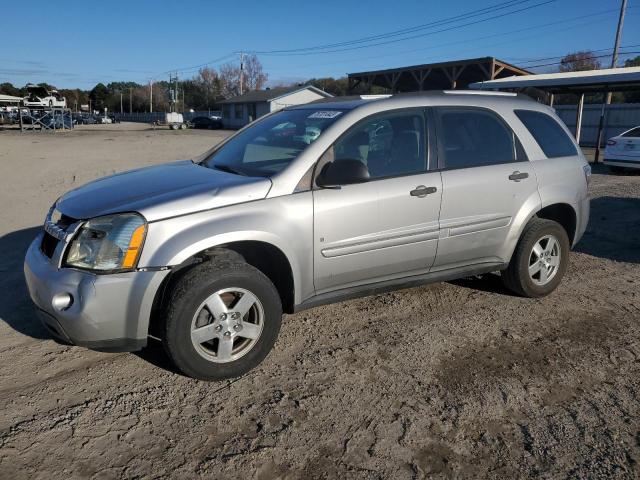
501 218 570 298
162 256 282 380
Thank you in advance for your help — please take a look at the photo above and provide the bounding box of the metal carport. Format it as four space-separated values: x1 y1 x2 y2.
469 66 640 161
0 94 23 104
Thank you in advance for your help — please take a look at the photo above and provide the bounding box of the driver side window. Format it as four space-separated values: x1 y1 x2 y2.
331 110 427 181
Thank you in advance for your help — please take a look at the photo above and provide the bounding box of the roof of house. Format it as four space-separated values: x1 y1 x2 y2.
220 85 332 104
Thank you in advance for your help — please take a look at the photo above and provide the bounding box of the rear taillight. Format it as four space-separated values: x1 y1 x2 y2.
607 139 617 146
583 164 592 186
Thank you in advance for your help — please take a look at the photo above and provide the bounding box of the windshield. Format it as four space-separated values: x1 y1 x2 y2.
203 108 344 177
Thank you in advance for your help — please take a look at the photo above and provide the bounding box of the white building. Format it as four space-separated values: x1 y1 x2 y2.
220 85 332 128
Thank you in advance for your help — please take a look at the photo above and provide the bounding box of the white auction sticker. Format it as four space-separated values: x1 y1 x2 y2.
308 111 342 119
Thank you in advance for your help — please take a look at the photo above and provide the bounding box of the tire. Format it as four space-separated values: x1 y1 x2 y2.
501 218 570 298
170 123 178 130
180 123 187 130
162 256 282 380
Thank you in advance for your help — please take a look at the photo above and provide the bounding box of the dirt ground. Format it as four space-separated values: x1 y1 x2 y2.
0 123 639 479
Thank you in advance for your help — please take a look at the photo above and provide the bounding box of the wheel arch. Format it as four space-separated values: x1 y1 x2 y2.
535 202 577 245
148 240 297 338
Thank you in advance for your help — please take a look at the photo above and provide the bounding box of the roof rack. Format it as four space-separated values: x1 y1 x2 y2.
443 90 517 97
359 94 392 100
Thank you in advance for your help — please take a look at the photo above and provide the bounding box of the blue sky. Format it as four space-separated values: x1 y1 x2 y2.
1 0 639 89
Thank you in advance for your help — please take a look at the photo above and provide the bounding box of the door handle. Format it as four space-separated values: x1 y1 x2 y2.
508 171 529 182
410 185 437 197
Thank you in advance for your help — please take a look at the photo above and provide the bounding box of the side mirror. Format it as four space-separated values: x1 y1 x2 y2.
317 158 370 188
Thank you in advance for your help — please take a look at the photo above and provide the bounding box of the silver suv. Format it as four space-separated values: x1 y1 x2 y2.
24 91 590 380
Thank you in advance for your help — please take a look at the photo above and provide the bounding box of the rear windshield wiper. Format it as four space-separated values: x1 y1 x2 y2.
212 164 247 176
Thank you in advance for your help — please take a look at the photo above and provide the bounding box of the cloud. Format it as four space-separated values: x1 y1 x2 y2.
0 59 46 67
0 67 48 76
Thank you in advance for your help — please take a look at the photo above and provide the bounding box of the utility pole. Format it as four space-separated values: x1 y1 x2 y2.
149 80 153 113
129 88 132 114
239 52 245 95
594 0 628 163
120 93 123 114
169 72 179 111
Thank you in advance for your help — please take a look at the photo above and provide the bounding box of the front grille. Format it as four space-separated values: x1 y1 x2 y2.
41 232 59 258
40 211 79 259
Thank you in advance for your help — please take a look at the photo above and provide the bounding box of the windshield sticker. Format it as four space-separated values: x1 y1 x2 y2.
308 111 342 119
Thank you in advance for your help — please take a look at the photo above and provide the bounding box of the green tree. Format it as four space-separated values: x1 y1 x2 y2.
559 51 601 72
89 83 110 111
0 82 23 97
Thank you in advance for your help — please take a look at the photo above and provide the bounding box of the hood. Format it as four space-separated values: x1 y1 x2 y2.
56 160 272 222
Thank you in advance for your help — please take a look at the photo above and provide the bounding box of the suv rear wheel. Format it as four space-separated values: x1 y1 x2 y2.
162 257 282 380
501 218 570 297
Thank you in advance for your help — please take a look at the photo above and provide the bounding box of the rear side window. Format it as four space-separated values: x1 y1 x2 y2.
621 127 640 138
436 107 521 169
515 110 578 158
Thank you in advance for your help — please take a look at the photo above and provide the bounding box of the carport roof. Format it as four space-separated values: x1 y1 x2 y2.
0 94 22 103
469 66 640 94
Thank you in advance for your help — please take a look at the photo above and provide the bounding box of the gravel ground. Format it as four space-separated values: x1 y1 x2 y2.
0 124 639 479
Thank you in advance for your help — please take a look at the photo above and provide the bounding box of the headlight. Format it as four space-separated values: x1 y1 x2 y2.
65 213 147 271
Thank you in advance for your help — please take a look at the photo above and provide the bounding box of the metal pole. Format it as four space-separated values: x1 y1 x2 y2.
239 52 244 95
549 94 554 107
120 93 123 114
594 0 628 163
129 88 132 114
149 81 153 113
575 93 585 145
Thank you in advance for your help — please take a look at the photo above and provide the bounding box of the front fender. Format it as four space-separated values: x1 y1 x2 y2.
138 194 314 305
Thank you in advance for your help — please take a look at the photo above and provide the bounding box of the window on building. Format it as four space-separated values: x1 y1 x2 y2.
515 109 578 158
247 103 257 121
234 104 243 120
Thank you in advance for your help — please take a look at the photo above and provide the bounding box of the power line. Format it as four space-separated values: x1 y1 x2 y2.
523 49 640 69
263 7 622 74
512 43 640 66
253 0 556 57
253 0 538 54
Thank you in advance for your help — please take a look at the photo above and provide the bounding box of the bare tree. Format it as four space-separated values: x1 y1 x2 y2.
219 62 241 98
243 54 268 91
559 51 601 72
218 55 268 98
195 67 221 108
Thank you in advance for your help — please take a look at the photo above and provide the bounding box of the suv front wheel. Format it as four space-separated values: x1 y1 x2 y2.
501 218 570 297
162 257 282 380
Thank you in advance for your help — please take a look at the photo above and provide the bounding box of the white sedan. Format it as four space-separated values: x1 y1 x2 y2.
604 126 640 171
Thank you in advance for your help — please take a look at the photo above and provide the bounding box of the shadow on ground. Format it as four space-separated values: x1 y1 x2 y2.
0 226 50 339
575 196 640 264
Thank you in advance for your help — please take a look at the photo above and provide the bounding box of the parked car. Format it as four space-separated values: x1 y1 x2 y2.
95 116 113 124
190 116 223 129
0 112 14 125
23 84 67 108
604 126 640 172
44 115 73 129
24 91 590 381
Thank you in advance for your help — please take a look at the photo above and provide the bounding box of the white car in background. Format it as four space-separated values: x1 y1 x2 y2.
23 84 67 108
604 126 640 172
